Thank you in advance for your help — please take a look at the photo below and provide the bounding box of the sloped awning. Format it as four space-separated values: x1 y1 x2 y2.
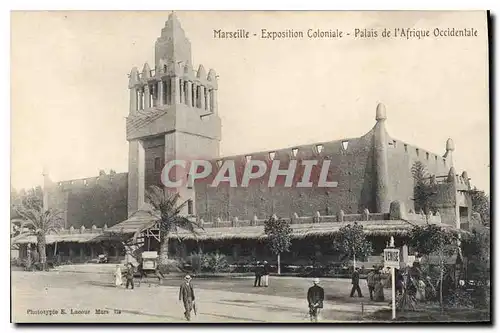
11 233 119 245
169 219 420 241
104 210 158 235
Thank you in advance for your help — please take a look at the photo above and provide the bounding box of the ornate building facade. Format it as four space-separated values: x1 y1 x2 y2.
14 13 477 264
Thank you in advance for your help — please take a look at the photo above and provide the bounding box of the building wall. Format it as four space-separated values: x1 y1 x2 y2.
386 136 452 213
195 129 377 221
46 173 128 228
144 136 165 191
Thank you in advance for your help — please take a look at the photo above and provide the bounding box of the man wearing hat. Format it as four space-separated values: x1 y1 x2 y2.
125 263 135 290
179 275 196 321
307 278 324 322
262 261 270 287
366 266 376 300
350 267 363 298
254 261 262 287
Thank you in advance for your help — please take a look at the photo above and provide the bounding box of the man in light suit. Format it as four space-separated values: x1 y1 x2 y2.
179 275 196 321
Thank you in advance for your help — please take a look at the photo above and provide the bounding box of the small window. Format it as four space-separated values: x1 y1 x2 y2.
415 148 419 156
316 144 324 154
443 158 446 165
292 148 298 158
269 152 276 160
83 180 88 186
393 140 397 147
435 155 438 161
342 140 349 151
154 157 162 172
245 155 252 163
188 199 193 215
404 144 408 153
426 152 429 160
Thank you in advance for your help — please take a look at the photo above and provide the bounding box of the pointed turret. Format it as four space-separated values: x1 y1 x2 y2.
197 64 207 79
128 67 140 88
142 63 151 79
443 138 454 166
376 102 387 121
446 138 455 152
207 69 218 89
373 102 390 213
128 67 140 113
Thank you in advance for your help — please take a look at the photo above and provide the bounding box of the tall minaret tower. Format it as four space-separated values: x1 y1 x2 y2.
373 103 391 213
126 13 221 216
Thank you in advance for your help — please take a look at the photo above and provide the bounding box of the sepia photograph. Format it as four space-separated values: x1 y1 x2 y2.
10 10 491 323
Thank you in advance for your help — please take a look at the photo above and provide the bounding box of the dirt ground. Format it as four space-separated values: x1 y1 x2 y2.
11 264 391 323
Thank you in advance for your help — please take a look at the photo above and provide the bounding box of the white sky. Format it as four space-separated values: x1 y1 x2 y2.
11 11 490 192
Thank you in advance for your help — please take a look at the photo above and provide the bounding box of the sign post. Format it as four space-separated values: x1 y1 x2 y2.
384 240 400 321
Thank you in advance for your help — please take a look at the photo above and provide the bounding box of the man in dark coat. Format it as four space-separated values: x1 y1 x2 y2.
350 267 363 297
307 278 324 322
179 275 196 321
254 261 262 287
366 268 376 300
125 263 135 290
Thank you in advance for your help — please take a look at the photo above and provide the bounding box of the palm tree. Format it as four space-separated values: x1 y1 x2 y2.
12 202 63 271
144 185 202 266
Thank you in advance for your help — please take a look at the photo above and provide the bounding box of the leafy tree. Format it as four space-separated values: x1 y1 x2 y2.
264 215 293 275
411 161 438 221
470 188 490 226
11 196 63 271
461 226 490 307
333 222 372 269
144 185 202 267
11 187 45 235
409 224 459 310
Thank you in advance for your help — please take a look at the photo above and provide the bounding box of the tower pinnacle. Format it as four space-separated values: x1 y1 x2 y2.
155 12 192 66
446 138 455 151
376 103 387 121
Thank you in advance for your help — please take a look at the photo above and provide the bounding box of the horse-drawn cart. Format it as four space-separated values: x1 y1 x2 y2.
137 251 164 286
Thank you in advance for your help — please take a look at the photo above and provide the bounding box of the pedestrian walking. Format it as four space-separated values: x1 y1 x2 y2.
350 267 363 297
125 263 135 290
307 278 324 322
179 275 196 321
366 268 376 300
262 261 270 287
114 265 123 287
254 261 262 287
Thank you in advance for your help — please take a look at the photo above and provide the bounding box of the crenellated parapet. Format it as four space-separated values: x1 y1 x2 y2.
128 13 219 116
52 171 127 191
128 61 218 115
193 200 439 229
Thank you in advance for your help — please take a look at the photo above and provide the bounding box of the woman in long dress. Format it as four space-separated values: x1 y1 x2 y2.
114 265 123 287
